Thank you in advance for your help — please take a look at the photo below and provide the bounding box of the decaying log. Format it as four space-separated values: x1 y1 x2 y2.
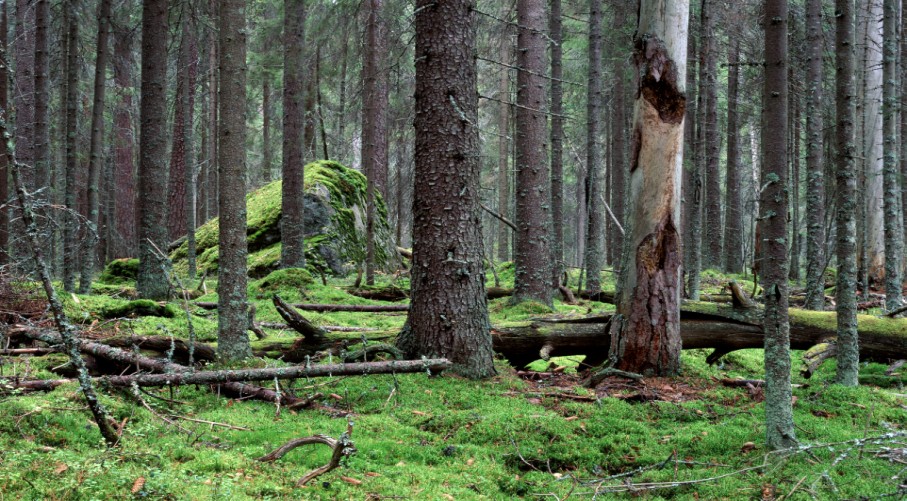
274 296 329 341
258 421 356 486
0 377 69 393
0 348 55 355
102 336 217 363
344 286 409 302
291 302 409 313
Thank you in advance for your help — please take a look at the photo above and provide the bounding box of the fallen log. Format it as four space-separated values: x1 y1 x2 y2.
274 295 328 341
291 303 409 313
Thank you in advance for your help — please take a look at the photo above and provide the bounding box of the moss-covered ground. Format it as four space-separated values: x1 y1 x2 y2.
1 267 905 499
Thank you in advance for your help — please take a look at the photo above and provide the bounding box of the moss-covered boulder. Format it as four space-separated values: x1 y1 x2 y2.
171 160 392 277
97 258 139 284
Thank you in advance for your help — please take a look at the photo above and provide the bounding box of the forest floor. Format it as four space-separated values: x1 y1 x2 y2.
0 265 906 500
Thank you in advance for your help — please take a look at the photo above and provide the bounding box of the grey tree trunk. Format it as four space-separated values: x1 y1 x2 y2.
62 6 78 293
607 0 687 377
609 3 627 275
682 9 697 284
511 0 551 306
396 0 494 379
112 21 137 259
280 0 306 269
762 0 797 450
583 0 604 294
803 0 826 310
363 0 389 286
687 1 706 300
33 0 49 203
181 20 198 279
549 0 564 286
901 0 907 254
835 0 859 387
14 0 34 194
167 22 198 244
723 37 743 274
496 28 511 262
136 0 171 300
216 0 252 361
79 0 113 293
700 0 721 268
882 0 903 311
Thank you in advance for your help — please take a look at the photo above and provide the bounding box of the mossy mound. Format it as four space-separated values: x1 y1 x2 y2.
97 258 139 284
170 160 392 277
253 268 314 293
99 299 178 319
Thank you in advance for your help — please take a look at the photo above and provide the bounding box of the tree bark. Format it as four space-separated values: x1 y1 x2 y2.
280 0 306 269
32 0 49 203
511 0 551 306
217 0 252 361
112 21 137 258
687 0 705 300
701 0 721 268
762 0 797 450
396 0 495 379
62 6 79 292
609 4 627 274
882 0 903 311
137 0 171 299
583 0 604 294
723 37 743 274
167 20 198 243
363 0 389 285
608 1 687 377
549 0 564 287
80 0 113 293
13 0 34 194
803 0 826 310
496 24 512 262
836 0 860 387
262 79 272 183
0 2 7 266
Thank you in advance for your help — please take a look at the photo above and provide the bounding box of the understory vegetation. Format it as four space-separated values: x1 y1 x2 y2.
1 267 905 500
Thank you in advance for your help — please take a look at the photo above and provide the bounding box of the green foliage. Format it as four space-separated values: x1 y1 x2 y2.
96 258 139 285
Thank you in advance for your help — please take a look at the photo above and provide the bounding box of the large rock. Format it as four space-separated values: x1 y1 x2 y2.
170 160 393 277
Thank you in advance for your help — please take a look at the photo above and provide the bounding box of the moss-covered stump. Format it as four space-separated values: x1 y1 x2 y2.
97 258 139 284
170 160 393 277
99 300 178 319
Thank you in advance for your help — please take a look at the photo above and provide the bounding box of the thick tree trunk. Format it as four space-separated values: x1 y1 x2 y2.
608 1 687 377
396 0 495 379
583 0 604 294
0 3 7 266
882 0 904 311
62 8 79 293
80 0 113 293
496 27 511 262
835 0 860 387
701 0 721 268
723 37 743 274
762 0 797 450
687 1 705 300
549 0 564 286
137 0 171 299
512 0 552 305
280 0 306 269
803 0 826 310
217 0 252 361
167 22 198 243
681 8 697 278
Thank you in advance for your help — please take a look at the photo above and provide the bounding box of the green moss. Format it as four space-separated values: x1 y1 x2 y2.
96 258 139 284
253 268 314 293
98 299 178 319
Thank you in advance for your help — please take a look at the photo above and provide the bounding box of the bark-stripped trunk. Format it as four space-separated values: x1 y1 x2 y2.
549 0 564 286
396 0 494 378
723 37 743 274
136 0 170 299
496 29 511 262
280 0 306 269
80 0 113 293
363 0 388 285
62 7 78 292
112 23 136 259
512 0 551 306
803 0 826 310
583 0 604 294
882 0 903 310
835 0 859 387
762 0 797 449
607 1 687 377
700 0 721 268
217 0 252 361
167 22 198 243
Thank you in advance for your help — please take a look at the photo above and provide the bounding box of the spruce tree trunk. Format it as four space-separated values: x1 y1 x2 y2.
79 0 113 293
182 20 198 279
789 83 802 283
762 0 797 449
167 22 198 243
396 0 494 379
112 22 137 259
607 0 687 377
682 10 697 281
859 0 885 286
33 0 49 203
262 80 272 184
216 0 252 361
62 8 78 293
901 0 907 256
496 29 511 262
583 0 604 294
701 0 721 268
136 0 170 300
363 0 389 286
723 37 743 274
512 0 551 306
549 0 564 287
0 3 7 266
882 0 903 311
609 4 626 274
687 1 706 301
803 0 826 310
14 0 34 193
835 0 859 387
280 0 306 269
